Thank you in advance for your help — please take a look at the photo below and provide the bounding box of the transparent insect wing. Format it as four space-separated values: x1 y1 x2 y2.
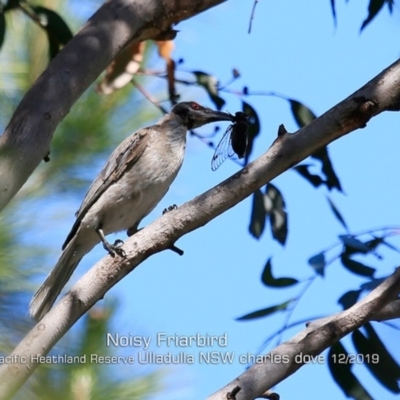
211 125 235 171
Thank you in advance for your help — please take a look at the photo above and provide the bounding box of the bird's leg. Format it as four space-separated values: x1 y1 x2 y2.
162 204 184 256
96 228 126 258
127 221 140 237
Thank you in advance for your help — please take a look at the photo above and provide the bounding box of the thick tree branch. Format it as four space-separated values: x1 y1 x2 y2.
209 267 400 400
0 0 226 212
0 58 400 398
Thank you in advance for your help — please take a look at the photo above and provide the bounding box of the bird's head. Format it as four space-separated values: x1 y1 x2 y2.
171 101 234 129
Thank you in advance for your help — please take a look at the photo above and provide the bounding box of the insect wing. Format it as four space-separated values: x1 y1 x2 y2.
211 125 235 171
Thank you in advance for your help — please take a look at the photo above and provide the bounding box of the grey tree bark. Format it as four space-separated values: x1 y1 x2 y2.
208 271 400 399
0 0 225 212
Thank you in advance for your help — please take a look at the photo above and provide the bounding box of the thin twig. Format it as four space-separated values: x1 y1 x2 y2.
275 277 316 346
131 79 168 114
248 0 259 34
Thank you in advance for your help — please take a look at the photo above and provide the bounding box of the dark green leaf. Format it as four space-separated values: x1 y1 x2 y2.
236 300 292 321
360 0 385 31
308 252 326 276
289 99 317 128
242 101 261 164
360 278 386 291
0 12 5 51
340 255 375 278
293 164 324 188
265 184 288 245
46 31 60 59
340 235 370 254
192 71 225 110
327 197 348 230
261 258 298 288
3 0 20 11
330 0 337 25
338 290 361 310
248 189 266 239
328 342 373 400
312 146 342 191
31 6 73 45
364 236 384 251
352 324 400 393
30 6 73 59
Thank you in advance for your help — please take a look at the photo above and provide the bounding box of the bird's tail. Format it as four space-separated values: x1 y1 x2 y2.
29 238 85 321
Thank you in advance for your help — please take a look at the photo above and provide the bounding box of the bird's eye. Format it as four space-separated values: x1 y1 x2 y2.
191 102 200 110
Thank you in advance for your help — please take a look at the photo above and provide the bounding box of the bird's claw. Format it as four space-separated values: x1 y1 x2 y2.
113 239 124 247
163 204 178 214
103 239 126 258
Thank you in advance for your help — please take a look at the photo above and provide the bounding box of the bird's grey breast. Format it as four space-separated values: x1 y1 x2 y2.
86 124 186 235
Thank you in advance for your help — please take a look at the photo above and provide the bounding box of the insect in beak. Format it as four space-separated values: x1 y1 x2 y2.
211 112 249 171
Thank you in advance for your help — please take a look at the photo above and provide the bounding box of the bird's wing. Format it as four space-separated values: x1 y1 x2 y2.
62 127 151 250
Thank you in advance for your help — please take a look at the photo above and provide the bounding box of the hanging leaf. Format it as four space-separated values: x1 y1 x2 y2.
340 235 371 254
308 252 326 276
330 0 337 25
328 342 373 400
360 0 386 31
340 254 375 278
293 164 324 188
97 41 145 95
192 71 225 110
156 40 177 104
364 236 384 251
30 6 73 58
326 197 348 230
338 290 361 310
264 184 288 245
242 101 260 164
0 12 5 51
248 189 266 239
45 31 59 59
261 258 298 287
289 99 317 128
352 324 400 393
236 300 293 321
360 278 386 291
4 0 21 12
312 146 342 191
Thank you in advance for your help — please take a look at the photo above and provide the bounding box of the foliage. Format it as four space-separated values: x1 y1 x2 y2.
0 1 162 398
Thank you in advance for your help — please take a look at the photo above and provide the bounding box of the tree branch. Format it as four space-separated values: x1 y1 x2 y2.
0 0 226 212
209 267 400 400
0 56 400 398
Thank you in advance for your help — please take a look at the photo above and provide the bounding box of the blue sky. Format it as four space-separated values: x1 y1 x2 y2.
19 0 400 399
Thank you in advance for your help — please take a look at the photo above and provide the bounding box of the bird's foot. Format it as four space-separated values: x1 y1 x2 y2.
103 239 126 258
163 204 178 214
97 228 126 258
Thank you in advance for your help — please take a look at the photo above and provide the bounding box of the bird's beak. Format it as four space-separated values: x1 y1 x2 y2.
203 109 235 123
192 109 234 129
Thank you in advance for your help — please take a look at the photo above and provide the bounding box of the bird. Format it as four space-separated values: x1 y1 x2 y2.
30 101 234 321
